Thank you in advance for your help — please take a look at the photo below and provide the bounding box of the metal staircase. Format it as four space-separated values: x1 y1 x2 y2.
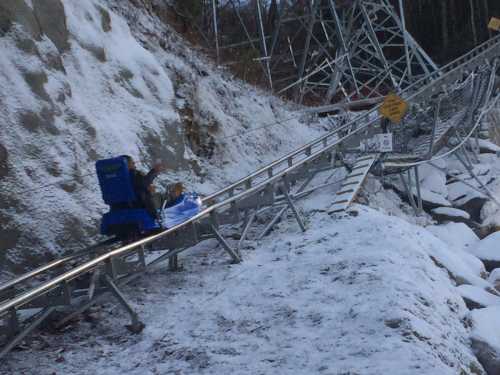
329 154 380 214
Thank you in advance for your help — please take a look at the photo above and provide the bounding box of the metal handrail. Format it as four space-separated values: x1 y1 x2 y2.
2 34 500 317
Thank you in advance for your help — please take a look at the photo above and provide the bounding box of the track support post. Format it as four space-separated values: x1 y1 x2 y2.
399 172 419 215
6 309 19 339
0 307 55 360
237 211 257 251
168 255 182 272
104 275 144 334
281 184 306 232
414 166 423 214
210 211 241 263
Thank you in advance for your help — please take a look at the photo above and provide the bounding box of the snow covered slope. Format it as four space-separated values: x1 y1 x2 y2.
0 0 322 275
3 201 486 374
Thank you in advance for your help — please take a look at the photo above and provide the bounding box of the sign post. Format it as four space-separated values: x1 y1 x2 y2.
362 133 393 153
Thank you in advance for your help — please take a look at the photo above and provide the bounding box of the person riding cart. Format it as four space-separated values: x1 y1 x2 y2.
96 155 200 239
121 155 183 219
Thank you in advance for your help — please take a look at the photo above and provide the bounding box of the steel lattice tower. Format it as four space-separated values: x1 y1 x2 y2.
194 0 439 105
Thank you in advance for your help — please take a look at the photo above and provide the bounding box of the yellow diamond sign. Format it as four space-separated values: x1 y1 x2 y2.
379 93 408 124
488 17 500 31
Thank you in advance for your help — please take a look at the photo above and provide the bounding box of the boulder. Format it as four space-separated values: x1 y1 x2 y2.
457 285 500 310
469 232 500 272
471 306 500 375
431 206 473 225
472 338 500 375
426 222 480 253
458 197 489 223
476 139 500 154
489 269 500 291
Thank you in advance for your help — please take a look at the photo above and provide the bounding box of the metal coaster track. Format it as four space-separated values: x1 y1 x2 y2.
1 33 500 360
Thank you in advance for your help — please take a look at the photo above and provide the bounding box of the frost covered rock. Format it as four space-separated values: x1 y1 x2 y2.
431 207 472 224
447 181 488 222
457 285 500 309
3 205 486 374
426 223 485 280
480 180 500 236
471 306 500 374
476 139 500 154
426 223 479 250
418 161 448 198
419 188 453 208
488 269 500 290
460 197 489 223
469 232 500 271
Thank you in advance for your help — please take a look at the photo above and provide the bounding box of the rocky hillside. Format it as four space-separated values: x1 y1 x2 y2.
0 0 323 276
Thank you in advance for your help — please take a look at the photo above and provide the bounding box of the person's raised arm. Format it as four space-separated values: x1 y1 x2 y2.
145 162 166 186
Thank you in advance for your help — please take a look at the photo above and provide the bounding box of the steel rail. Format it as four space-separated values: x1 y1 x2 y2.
1 34 500 318
0 239 118 297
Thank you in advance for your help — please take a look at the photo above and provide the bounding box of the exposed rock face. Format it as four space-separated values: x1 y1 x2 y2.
0 0 42 39
472 338 500 375
0 0 320 274
33 0 70 53
0 0 187 270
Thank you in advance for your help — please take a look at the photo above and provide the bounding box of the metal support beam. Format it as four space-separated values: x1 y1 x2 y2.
414 166 423 214
259 173 315 239
282 186 306 232
210 225 241 264
168 255 182 272
399 172 418 215
256 0 273 89
0 307 55 360
398 0 412 80
104 276 144 334
88 268 101 300
428 99 441 159
360 3 399 91
295 0 319 101
258 206 288 240
212 0 220 65
237 212 257 251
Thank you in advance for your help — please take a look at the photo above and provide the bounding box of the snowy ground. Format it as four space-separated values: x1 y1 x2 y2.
1 183 488 374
